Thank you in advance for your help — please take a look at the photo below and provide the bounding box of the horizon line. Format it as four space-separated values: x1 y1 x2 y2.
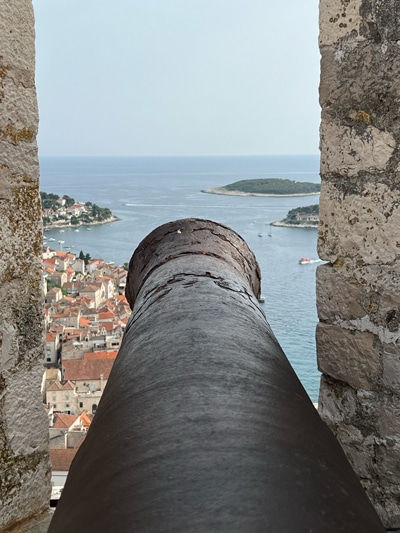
38 153 320 159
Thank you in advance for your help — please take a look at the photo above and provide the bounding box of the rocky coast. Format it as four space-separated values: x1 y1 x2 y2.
43 215 119 231
202 187 320 198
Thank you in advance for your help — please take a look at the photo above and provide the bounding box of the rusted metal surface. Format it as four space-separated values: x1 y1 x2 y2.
49 219 384 532
125 218 261 308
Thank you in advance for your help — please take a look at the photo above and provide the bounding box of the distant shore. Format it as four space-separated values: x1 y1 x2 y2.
202 187 320 198
43 215 119 231
271 220 318 229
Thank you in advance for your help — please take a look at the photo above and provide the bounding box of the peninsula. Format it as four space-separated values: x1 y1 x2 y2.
272 204 319 228
203 178 320 197
41 192 118 229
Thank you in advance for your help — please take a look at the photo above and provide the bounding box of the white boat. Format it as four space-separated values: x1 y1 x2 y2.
48 237 56 242
258 295 265 303
299 257 312 264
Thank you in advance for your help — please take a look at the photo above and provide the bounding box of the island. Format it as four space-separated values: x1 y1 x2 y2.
41 192 118 229
203 178 320 197
271 204 319 228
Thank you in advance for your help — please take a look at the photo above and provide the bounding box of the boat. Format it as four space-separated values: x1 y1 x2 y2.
74 229 79 232
299 257 312 264
48 237 56 242
258 295 265 303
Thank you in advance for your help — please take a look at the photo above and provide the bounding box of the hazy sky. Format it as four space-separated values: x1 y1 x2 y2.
33 0 320 157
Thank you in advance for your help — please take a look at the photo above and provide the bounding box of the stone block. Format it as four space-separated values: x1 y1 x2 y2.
316 263 365 321
318 181 400 264
320 121 395 179
316 323 382 389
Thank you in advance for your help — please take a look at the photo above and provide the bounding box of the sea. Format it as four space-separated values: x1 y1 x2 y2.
40 154 322 402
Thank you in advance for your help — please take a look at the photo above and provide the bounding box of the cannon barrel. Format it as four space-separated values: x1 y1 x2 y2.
49 218 384 532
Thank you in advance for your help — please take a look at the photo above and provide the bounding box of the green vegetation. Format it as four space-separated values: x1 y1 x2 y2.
223 178 320 195
79 250 92 266
40 191 115 227
281 204 319 226
286 204 319 219
46 280 61 291
40 192 62 210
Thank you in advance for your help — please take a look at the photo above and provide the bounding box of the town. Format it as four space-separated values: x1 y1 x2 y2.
41 196 128 495
41 191 118 228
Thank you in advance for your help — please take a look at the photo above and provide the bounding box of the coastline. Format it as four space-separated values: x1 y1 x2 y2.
271 220 318 229
43 215 119 231
202 187 320 198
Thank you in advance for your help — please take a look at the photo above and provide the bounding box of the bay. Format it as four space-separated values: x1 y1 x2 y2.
40 154 322 402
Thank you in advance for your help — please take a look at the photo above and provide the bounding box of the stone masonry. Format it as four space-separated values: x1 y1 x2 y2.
0 0 51 530
318 0 400 528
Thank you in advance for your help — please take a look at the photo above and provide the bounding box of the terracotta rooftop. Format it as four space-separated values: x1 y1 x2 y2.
53 413 79 429
62 358 115 381
47 380 75 392
83 350 118 360
50 448 79 472
98 311 115 320
79 411 92 429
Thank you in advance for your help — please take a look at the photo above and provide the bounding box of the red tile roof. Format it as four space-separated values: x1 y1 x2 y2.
83 351 118 360
101 322 118 332
50 448 79 472
62 359 114 381
47 380 75 392
53 413 79 429
79 411 92 428
98 311 115 320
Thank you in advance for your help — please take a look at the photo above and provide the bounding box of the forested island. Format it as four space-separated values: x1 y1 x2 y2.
272 204 319 228
41 192 118 228
203 178 320 197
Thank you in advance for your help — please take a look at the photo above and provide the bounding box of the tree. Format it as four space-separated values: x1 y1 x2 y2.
63 195 75 207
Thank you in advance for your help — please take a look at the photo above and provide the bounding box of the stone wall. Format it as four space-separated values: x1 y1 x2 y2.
0 0 51 530
318 0 400 527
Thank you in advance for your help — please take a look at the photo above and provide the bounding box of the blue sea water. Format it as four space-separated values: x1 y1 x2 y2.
40 154 322 402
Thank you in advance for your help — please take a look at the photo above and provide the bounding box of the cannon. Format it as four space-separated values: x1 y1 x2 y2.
49 218 384 532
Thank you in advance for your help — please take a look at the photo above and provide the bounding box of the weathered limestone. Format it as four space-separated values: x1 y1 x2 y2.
0 0 51 530
318 0 400 527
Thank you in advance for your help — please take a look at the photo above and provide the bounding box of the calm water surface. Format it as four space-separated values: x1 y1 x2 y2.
40 155 322 401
